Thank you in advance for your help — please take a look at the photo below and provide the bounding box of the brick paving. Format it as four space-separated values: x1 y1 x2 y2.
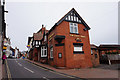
0 60 8 80
97 64 120 70
25 59 119 79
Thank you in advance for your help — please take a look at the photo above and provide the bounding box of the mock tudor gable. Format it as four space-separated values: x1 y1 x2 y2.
49 8 90 34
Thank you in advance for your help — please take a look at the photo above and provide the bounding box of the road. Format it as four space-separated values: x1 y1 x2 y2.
6 59 81 80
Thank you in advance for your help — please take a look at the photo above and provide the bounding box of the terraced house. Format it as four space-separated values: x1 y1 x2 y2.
28 25 48 62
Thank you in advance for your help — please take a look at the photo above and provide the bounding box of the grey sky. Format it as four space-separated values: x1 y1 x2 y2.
5 1 118 51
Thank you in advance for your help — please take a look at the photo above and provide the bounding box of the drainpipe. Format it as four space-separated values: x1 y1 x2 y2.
108 55 111 65
108 59 111 65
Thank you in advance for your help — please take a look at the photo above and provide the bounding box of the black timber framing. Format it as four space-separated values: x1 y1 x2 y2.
48 8 90 34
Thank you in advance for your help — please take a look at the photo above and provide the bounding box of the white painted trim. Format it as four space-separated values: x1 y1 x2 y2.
41 46 47 57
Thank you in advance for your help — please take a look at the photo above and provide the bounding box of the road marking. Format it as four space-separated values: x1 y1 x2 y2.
27 61 48 70
27 61 75 78
24 67 34 73
18 63 22 66
42 77 50 80
25 60 77 79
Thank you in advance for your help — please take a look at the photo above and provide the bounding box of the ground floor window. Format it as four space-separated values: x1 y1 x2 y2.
50 47 53 58
91 50 93 55
73 43 84 54
41 46 47 57
74 45 82 51
95 54 98 58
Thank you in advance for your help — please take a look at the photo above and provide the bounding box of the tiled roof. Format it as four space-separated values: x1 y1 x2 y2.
33 33 43 40
90 44 97 49
99 44 120 48
33 30 48 40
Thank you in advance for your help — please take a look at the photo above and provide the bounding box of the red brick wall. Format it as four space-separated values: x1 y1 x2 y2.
91 49 100 67
55 43 66 67
29 50 33 60
48 21 93 68
33 48 38 61
48 28 56 66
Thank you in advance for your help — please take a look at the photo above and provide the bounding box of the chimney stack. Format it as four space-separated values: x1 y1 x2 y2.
42 24 44 28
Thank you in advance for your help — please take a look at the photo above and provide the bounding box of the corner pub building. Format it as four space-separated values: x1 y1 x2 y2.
47 8 93 68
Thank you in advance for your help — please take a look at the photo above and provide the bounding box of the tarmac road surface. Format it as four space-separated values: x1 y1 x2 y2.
7 59 83 80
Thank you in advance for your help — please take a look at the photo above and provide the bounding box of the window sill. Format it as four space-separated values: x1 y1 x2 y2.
41 56 47 58
70 33 79 35
50 58 53 60
73 51 84 54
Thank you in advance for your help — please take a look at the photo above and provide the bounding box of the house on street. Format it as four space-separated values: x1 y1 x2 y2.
47 8 93 68
31 25 48 62
27 8 93 68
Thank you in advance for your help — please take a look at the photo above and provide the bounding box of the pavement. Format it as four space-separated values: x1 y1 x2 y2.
0 60 7 80
96 64 120 70
0 59 2 80
25 59 120 80
0 59 8 80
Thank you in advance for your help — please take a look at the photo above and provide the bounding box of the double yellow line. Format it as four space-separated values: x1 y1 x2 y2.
5 60 12 80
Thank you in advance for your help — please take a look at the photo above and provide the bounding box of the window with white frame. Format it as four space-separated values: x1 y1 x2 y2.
74 45 82 52
32 41 35 46
36 41 39 47
91 50 93 55
44 35 47 41
36 41 38 45
69 22 78 34
41 46 47 57
39 41 41 45
50 47 53 58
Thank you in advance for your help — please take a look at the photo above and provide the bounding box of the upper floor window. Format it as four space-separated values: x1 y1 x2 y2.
91 50 93 55
36 41 38 45
74 45 82 52
32 41 35 46
73 43 84 54
69 22 78 34
44 35 47 41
